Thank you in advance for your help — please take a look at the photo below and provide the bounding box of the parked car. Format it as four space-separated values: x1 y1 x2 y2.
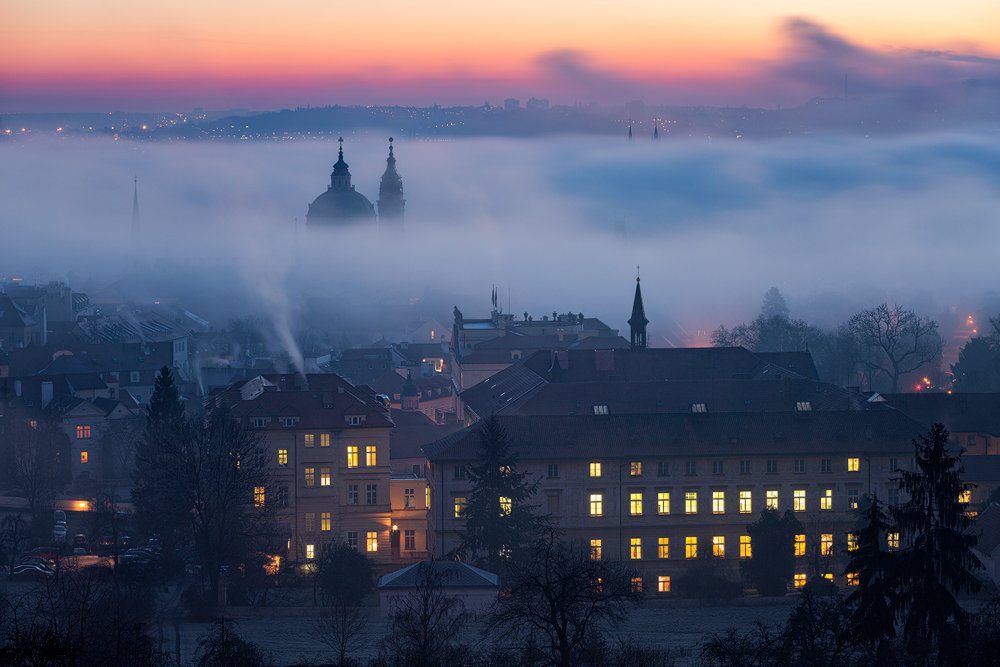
72 547 88 556
10 563 54 580
72 533 87 549
53 509 66 524
52 525 67 542
20 547 58 561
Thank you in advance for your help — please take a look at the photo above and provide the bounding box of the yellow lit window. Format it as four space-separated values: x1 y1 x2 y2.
499 496 512 516
712 490 726 514
630 492 643 516
630 576 643 592
590 462 602 478
590 493 604 517
712 535 725 558
793 489 806 512
254 486 265 508
821 488 832 511
658 575 671 592
80 451 89 464
740 535 752 559
426 487 431 510
454 497 466 518
821 534 833 556
823 573 834 581
847 457 860 472
887 532 900 551
766 489 779 510
304 434 315 447
320 433 331 447
846 572 859 586
346 446 358 468
366 531 378 553
685 491 698 514
630 461 642 476
366 445 377 466
305 544 315 560
277 448 288 466
320 467 331 487
657 491 671 515
794 533 806 557
685 536 698 559
658 537 669 559
76 425 91 439
630 537 642 560
739 490 752 514
304 467 315 488
590 539 602 560
321 512 331 531
959 489 972 504
848 533 858 552
793 573 807 588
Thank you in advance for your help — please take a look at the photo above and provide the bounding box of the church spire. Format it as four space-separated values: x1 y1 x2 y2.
131 176 140 242
331 136 353 190
628 267 648 349
653 121 659 140
627 117 633 141
377 136 405 227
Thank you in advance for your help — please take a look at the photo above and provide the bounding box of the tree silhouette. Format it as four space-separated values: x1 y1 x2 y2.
742 509 801 596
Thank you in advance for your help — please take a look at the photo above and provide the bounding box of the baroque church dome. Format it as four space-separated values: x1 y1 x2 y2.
306 138 376 226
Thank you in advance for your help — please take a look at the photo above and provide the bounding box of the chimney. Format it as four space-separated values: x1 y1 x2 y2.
14 379 22 397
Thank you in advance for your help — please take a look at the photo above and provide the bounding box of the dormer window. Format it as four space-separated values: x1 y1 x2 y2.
795 401 812 412
251 417 270 428
130 371 140 383
690 403 707 414
592 405 608 415
280 417 300 428
346 415 366 426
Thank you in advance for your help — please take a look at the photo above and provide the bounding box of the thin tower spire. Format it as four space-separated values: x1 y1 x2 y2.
131 176 140 242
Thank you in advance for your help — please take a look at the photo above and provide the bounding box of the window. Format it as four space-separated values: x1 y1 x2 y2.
959 489 972 504
589 462 602 478
130 370 141 383
366 531 378 553
847 533 858 552
690 402 707 413
320 433 331 447
280 417 299 427
848 489 860 510
304 434 315 447
366 484 377 504
346 446 359 468
821 534 833 556
630 537 642 560
630 576 643 592
793 573 807 588
658 537 669 559
589 493 604 517
304 467 316 488
658 575 671 593
404 488 415 509
305 512 316 532
276 486 288 508
657 462 670 477
347 415 365 426
821 458 832 473
657 491 671 515
321 512 331 532
793 459 805 473
76 425 91 439
712 460 724 475
499 496 512 516
277 448 288 466
887 532 900 551
847 572 859 586
547 463 559 478
739 490 752 514
685 491 698 514
426 487 431 510
320 467 332 487
547 492 561 514
80 451 89 464
793 489 806 512
685 461 697 476
740 459 751 474
412 464 422 477
630 492 643 516
348 484 359 505
453 465 467 480
740 535 752 559
404 530 415 550
888 457 898 472
305 544 315 560
590 539 602 560
766 459 778 474
712 535 725 558
629 461 642 476
454 497 467 518
593 404 608 415
847 457 860 472
794 534 806 557
366 445 377 466
821 488 833 511
766 489 779 511
685 536 698 559
712 490 726 514
795 401 812 412
347 531 359 549
254 486 265 508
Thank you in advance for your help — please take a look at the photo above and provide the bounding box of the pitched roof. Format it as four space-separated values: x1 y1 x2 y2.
0 295 35 328
378 561 499 589
881 392 1000 435
971 503 1000 556
390 409 464 459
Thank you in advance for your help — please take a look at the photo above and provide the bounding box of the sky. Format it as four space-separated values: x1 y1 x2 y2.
3 1 1000 111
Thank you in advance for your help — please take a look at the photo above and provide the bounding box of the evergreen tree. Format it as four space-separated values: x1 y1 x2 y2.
761 287 790 320
893 423 982 660
843 493 898 662
457 415 541 571
742 508 801 596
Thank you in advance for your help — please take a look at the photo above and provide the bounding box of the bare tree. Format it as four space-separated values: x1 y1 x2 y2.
316 604 369 667
313 543 375 665
98 415 143 483
10 417 64 513
848 304 941 392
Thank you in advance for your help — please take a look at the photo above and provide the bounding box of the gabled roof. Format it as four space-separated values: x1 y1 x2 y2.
378 561 499 589
0 295 35 328
389 409 463 460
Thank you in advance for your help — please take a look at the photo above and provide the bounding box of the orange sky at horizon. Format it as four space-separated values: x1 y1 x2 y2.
3 0 999 109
